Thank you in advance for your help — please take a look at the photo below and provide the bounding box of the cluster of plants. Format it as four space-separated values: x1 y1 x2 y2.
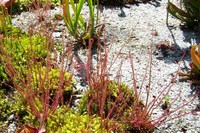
0 0 200 132
63 0 97 43
0 2 75 131
62 0 107 49
74 42 200 132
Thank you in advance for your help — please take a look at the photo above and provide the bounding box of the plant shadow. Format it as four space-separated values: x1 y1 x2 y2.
155 22 200 111
98 0 161 8
73 38 105 82
154 22 200 71
98 0 161 16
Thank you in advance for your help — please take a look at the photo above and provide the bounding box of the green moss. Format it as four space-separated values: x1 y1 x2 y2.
78 80 135 118
0 24 75 130
0 65 9 87
31 66 75 100
0 90 28 131
77 80 155 132
0 27 50 85
46 106 108 132
0 90 13 122
4 34 48 61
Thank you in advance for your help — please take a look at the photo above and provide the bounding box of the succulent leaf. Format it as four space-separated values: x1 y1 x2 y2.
167 2 193 23
190 44 200 70
167 0 200 27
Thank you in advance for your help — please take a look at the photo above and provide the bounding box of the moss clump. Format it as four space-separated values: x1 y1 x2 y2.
78 81 135 117
46 106 107 132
